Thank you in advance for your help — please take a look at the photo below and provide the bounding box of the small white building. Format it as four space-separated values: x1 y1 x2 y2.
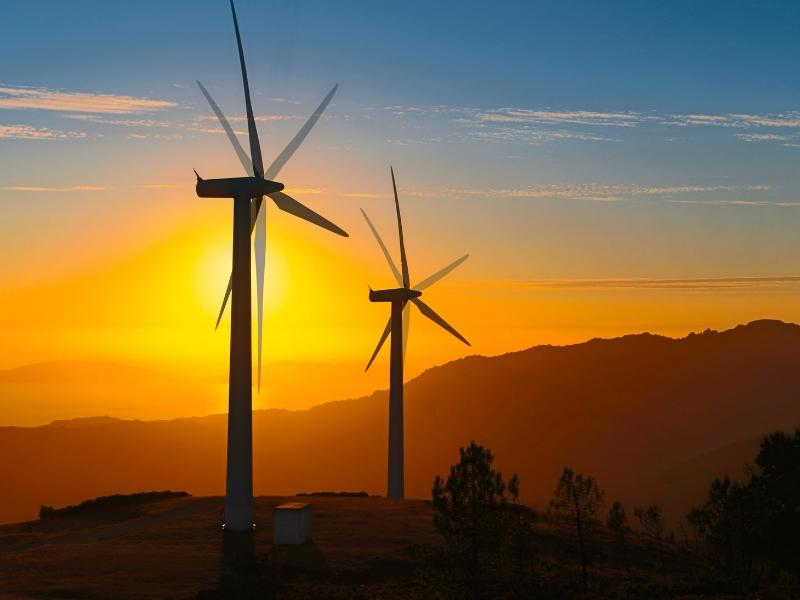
273 502 313 545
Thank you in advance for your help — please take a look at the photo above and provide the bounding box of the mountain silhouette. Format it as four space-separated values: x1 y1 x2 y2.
1 319 798 524
0 360 385 426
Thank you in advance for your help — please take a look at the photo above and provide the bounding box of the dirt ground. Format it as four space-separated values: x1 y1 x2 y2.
0 495 438 599
1 494 793 599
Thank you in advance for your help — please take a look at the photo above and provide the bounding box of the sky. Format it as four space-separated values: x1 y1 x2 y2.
2 1 800 419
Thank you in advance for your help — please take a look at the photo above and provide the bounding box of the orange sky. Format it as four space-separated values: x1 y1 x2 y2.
4 179 800 425
4 108 800 426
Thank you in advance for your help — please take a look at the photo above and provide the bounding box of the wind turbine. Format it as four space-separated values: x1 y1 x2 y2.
195 0 348 531
363 167 470 500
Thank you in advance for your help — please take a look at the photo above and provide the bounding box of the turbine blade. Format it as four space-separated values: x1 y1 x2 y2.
360 209 403 286
270 191 348 237
391 167 410 288
402 302 410 362
411 298 470 346
214 199 262 328
414 254 469 291
230 0 264 177
254 197 266 391
196 80 252 176
264 84 338 180
207 77 338 326
215 278 233 330
366 316 392 371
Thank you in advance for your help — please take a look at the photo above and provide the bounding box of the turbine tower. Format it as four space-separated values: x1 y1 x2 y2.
363 167 470 500
195 0 347 531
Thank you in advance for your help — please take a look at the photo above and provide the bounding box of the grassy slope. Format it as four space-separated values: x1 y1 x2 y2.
0 494 736 600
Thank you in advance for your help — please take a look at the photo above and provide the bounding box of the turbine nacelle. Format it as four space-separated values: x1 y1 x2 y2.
369 287 421 303
195 175 284 199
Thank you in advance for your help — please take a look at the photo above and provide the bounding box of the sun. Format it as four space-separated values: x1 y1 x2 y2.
194 238 289 321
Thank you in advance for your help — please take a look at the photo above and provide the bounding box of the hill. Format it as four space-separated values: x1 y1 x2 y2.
1 320 798 524
0 493 706 599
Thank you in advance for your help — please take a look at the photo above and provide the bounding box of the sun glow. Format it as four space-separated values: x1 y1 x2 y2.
193 238 289 321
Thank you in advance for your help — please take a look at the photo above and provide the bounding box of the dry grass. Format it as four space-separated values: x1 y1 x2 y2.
0 494 793 599
0 495 437 599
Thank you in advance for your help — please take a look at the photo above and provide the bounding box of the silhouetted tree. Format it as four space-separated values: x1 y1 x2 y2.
606 501 631 575
547 467 604 591
686 507 707 556
750 429 800 577
432 441 532 596
635 504 667 579
691 475 763 586
687 430 800 591
699 477 738 576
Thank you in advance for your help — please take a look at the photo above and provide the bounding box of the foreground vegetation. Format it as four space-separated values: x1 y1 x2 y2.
3 431 797 598
413 433 800 599
39 490 189 520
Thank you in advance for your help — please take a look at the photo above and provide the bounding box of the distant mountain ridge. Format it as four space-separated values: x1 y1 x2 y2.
1 319 798 524
0 358 390 426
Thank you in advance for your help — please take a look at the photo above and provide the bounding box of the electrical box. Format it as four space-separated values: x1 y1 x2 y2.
273 502 313 545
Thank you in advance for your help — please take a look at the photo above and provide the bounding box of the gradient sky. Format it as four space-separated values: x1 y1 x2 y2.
2 1 800 415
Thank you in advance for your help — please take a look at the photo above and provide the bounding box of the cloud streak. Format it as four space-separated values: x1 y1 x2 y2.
382 103 800 147
408 183 772 203
63 114 171 128
0 85 175 114
1 185 106 192
510 276 800 292
478 109 644 127
0 124 86 140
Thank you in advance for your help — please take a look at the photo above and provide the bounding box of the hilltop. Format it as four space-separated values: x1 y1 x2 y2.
0 493 708 599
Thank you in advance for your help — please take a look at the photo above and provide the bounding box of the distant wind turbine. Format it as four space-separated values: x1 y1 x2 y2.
363 167 470 500
194 0 347 531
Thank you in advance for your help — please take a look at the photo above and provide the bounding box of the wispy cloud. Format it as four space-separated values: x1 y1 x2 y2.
284 186 389 199
734 133 800 147
408 183 771 203
191 126 248 135
0 85 175 114
126 132 183 141
730 113 800 128
189 114 300 136
1 185 106 192
381 103 800 147
510 276 800 292
464 127 616 144
63 114 171 128
269 97 302 105
194 114 301 124
478 109 644 127
668 198 800 207
141 183 182 190
669 112 800 129
0 124 86 140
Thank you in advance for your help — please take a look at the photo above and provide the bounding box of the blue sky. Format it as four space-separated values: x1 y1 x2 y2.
2 1 800 300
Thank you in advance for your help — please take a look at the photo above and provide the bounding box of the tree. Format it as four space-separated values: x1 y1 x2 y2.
688 430 800 587
547 467 604 591
686 507 707 556
698 477 741 576
635 504 667 579
432 440 532 595
750 429 800 577
606 501 631 575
